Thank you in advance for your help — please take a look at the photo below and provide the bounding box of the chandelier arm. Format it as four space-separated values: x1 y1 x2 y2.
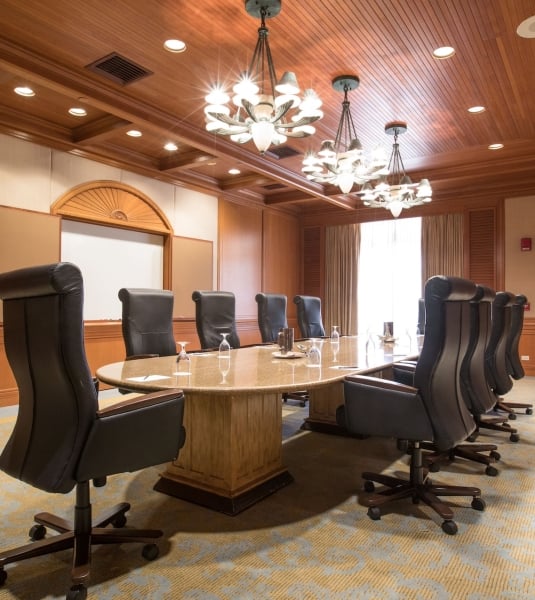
241 98 260 122
271 100 293 123
209 112 250 128
279 113 321 129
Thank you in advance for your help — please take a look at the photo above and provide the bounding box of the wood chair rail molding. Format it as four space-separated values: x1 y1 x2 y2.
50 180 173 234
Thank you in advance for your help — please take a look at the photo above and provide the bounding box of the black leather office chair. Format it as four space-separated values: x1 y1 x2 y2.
293 295 325 338
118 288 177 358
503 294 532 415
485 291 529 419
256 292 308 407
255 292 288 343
462 286 519 443
337 276 485 535
192 290 240 350
0 263 186 599
406 285 505 475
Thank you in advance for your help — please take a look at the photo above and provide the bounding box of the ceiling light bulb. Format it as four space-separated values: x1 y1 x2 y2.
433 46 455 59
164 39 186 53
68 107 87 117
126 130 142 137
488 143 504 150
164 142 178 151
468 106 486 113
205 88 230 104
14 86 35 97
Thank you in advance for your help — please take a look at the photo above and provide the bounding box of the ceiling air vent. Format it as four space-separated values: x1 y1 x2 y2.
86 53 153 85
266 145 300 160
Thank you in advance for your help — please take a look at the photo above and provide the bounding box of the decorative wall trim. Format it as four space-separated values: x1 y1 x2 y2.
51 180 173 234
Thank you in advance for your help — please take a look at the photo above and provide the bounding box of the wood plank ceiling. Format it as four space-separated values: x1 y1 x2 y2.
0 0 534 220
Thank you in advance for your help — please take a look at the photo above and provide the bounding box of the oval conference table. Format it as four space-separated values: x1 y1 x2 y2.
97 336 418 515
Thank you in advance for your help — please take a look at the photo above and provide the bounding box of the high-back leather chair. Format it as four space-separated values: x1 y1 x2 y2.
484 291 529 418
192 290 240 350
502 293 533 415
337 276 485 535
118 288 176 358
293 295 325 338
255 292 287 343
460 285 519 442
0 263 186 598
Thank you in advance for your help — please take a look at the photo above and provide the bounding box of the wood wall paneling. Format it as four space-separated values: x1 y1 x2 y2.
172 236 213 318
0 206 60 321
262 210 302 321
466 207 498 290
218 199 263 333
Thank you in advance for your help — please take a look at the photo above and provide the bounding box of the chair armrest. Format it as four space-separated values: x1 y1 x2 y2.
97 389 183 418
125 353 160 360
340 375 433 441
345 374 417 394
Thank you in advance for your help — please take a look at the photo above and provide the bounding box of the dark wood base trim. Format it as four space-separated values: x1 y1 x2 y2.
153 470 294 516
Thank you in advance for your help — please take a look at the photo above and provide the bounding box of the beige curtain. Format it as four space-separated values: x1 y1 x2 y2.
421 213 464 289
324 223 359 335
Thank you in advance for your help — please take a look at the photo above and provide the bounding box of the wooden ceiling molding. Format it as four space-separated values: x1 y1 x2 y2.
1 0 535 217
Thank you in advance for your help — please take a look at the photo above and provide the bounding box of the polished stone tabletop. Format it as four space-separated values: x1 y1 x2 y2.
97 336 418 395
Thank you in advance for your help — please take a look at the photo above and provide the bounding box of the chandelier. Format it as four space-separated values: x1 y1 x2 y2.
204 0 323 154
302 75 384 194
358 121 432 218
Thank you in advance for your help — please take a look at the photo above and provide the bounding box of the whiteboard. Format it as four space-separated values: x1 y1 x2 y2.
61 220 164 320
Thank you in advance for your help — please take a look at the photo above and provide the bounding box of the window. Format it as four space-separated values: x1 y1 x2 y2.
358 217 421 338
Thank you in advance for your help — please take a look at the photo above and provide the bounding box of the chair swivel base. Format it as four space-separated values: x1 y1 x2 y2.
474 415 520 443
420 441 500 476
0 482 162 600
360 446 485 535
494 399 533 419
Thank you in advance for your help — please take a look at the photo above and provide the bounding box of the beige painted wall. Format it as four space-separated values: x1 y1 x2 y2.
0 134 219 286
505 195 535 311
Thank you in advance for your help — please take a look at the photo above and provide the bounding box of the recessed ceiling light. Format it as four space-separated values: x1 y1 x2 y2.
14 86 35 97
164 39 186 53
126 130 142 137
228 168 241 175
68 107 87 117
468 106 486 114
517 15 535 38
488 143 504 150
164 142 178 151
433 46 455 59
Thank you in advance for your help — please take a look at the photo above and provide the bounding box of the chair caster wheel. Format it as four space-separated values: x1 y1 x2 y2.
367 506 381 521
471 497 486 511
66 584 87 600
490 450 501 461
112 514 127 528
466 434 477 443
364 480 375 493
300 402 306 408
485 465 499 477
510 433 520 443
0 568 7 586
527 408 533 415
441 520 458 535
508 412 517 420
29 524 47 541
428 462 440 473
142 543 159 561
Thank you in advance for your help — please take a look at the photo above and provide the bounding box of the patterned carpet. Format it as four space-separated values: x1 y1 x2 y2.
0 379 534 599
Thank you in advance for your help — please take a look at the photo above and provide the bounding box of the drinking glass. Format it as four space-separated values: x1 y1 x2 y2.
176 341 191 375
219 355 231 383
330 325 340 343
307 338 321 367
219 332 231 359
